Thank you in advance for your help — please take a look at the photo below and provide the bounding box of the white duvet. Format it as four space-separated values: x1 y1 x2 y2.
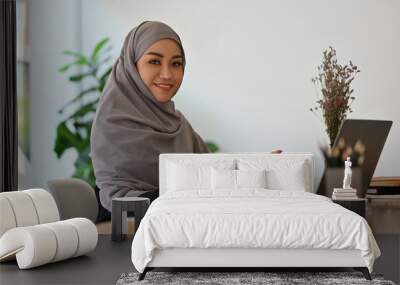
131 190 380 273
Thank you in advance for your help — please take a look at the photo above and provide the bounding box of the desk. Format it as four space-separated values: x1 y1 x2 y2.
366 195 400 284
0 235 133 285
366 195 400 235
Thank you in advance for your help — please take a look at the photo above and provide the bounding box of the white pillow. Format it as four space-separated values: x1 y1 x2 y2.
166 159 236 192
211 169 268 190
237 169 267 188
237 158 309 191
267 161 307 191
167 163 210 191
211 168 236 190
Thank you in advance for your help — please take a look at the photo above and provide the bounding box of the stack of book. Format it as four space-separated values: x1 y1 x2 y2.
332 188 358 200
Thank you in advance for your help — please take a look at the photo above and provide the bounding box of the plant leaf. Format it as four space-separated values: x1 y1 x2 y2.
67 100 99 120
58 86 98 113
54 122 83 158
62 50 90 65
59 57 91 73
69 72 92 82
58 63 72 73
73 121 93 141
206 141 220 153
99 66 112 81
63 50 87 59
91 37 110 62
98 67 112 91
72 151 95 188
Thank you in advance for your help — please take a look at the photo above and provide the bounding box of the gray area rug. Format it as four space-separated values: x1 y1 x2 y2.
116 271 396 285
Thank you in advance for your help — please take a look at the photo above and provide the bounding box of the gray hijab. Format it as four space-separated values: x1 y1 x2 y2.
91 21 209 211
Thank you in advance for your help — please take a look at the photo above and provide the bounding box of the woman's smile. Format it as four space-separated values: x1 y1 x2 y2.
154 82 174 91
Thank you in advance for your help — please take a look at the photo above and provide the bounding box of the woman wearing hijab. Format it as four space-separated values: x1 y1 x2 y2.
91 21 209 216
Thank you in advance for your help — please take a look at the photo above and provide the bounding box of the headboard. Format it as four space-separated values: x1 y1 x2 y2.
159 153 314 195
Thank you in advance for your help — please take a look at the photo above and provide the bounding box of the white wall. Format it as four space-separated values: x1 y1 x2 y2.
24 0 81 188
26 0 400 189
81 0 400 181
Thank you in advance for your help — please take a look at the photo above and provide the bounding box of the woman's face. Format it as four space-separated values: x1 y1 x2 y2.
136 39 184 103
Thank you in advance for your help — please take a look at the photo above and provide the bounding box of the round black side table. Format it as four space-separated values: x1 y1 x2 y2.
111 197 150 242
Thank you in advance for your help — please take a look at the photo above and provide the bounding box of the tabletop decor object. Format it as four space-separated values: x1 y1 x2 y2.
321 138 365 198
332 157 359 200
310 46 360 147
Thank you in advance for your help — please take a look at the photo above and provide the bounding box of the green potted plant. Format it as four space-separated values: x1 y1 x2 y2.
54 37 113 187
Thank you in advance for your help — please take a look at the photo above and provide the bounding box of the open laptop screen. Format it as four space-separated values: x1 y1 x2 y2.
332 119 392 195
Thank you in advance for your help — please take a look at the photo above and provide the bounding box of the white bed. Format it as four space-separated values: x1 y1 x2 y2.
131 153 380 280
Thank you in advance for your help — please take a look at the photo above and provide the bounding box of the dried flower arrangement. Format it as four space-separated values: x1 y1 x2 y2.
311 47 360 146
320 138 366 167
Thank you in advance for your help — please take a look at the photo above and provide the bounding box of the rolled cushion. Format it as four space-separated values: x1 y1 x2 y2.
0 189 59 238
1 191 39 227
65 218 98 257
24 189 60 224
0 226 57 268
42 222 79 262
0 218 98 269
0 196 17 237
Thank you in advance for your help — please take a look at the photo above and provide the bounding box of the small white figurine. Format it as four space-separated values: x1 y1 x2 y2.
343 157 352 189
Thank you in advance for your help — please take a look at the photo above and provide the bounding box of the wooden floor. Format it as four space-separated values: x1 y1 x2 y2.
95 218 136 235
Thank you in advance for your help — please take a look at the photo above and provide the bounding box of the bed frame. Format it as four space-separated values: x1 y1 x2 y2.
140 248 370 280
138 153 372 280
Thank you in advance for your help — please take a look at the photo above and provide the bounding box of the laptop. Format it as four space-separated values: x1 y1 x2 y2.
318 119 393 196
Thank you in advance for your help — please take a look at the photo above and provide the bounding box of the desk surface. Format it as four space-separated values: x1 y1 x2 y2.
0 235 133 285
